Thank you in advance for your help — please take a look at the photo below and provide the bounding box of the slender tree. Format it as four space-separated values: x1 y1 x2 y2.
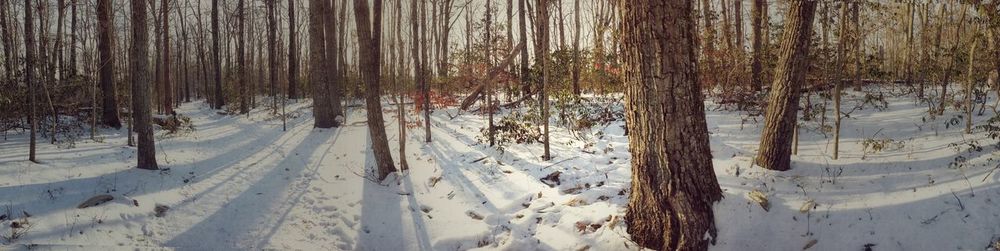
833 1 848 160
537 0 551 160
621 1 723 249
328 0 343 119
132 0 159 170
755 0 817 171
750 0 766 92
353 0 397 181
288 0 298 99
421 0 431 143
518 0 529 96
571 0 580 96
25 0 38 162
212 0 224 109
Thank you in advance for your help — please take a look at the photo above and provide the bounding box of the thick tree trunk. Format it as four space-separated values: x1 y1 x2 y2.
750 0 766 92
755 0 817 171
621 1 723 250
132 0 159 170
97 0 121 129
212 0 224 109
353 0 397 181
310 0 335 128
25 0 38 162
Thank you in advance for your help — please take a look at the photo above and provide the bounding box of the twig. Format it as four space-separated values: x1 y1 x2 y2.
951 190 965 211
470 156 489 164
983 163 1000 183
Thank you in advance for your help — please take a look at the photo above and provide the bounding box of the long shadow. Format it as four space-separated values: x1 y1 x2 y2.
355 133 405 250
715 177 1000 250
164 127 333 249
0 110 313 223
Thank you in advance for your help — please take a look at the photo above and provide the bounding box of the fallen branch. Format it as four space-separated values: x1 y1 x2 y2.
459 41 527 111
542 156 580 169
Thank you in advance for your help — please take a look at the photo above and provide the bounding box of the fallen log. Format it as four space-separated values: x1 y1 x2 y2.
459 41 527 111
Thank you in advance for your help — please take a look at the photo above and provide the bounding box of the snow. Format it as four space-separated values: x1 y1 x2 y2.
0 89 998 250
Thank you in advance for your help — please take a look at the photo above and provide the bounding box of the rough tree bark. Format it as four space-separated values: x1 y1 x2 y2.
309 0 335 128
621 1 723 250
755 0 817 171
97 0 121 129
353 0 397 181
132 0 159 170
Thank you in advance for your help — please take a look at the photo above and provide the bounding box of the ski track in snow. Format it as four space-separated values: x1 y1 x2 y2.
1 91 999 250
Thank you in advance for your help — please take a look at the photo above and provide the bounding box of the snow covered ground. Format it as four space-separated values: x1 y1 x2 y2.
0 89 998 250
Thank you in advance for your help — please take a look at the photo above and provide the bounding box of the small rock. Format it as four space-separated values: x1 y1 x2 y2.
154 204 170 217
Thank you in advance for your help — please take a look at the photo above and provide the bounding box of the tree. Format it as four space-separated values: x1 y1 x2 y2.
421 0 431 143
132 0 159 170
212 0 224 109
309 0 335 128
518 0 528 96
395 0 407 170
237 0 248 114
97 0 121 129
537 0 550 161
353 0 397 181
571 0 580 96
621 1 723 250
833 1 848 160
755 0 817 171
750 0 766 92
288 0 298 99
267 0 276 113
328 0 343 120
25 0 38 162
162 0 173 115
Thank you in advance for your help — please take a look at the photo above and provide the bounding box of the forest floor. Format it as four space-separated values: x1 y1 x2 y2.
1 87 999 250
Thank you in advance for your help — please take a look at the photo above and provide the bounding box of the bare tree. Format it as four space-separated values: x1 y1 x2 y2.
309 0 335 128
755 0 817 171
537 0 550 160
25 0 38 162
750 0 766 92
97 0 121 129
212 0 224 109
288 0 298 99
132 0 159 170
353 0 397 181
328 0 343 120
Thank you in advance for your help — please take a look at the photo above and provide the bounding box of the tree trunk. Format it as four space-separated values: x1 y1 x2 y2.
621 1 723 250
571 0 580 96
328 0 343 119
237 0 248 114
268 0 277 113
353 0 397 181
212 0 224 109
162 0 173 114
537 0 550 160
25 0 38 162
310 0 335 128
833 1 848 160
750 0 765 92
852 3 862 92
132 0 158 170
518 0 529 96
395 0 407 170
288 0 298 99
755 0 817 171
421 0 431 143
97 0 121 129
